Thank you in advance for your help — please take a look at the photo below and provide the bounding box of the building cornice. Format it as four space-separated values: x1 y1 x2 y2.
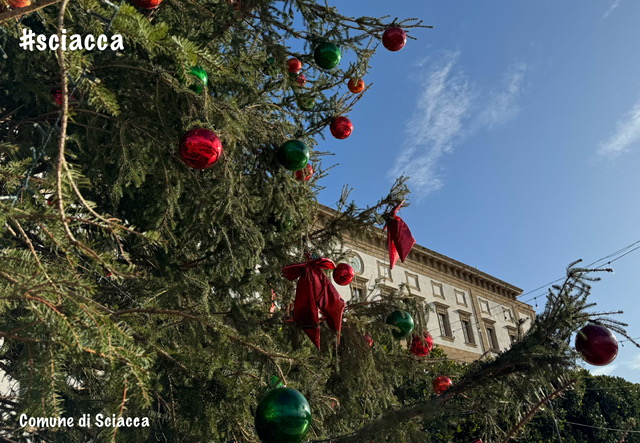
318 204 524 301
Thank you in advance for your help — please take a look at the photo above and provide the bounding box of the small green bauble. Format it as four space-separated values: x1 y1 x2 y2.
255 388 311 443
386 310 414 339
297 94 316 111
263 56 278 76
277 140 310 171
188 66 208 94
313 42 341 70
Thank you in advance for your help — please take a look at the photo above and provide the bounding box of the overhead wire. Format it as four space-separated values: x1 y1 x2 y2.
441 238 640 341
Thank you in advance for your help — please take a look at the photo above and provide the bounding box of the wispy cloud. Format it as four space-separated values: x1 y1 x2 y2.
476 62 527 130
590 363 619 376
628 354 640 370
388 51 473 195
389 53 527 197
597 101 640 160
602 0 622 20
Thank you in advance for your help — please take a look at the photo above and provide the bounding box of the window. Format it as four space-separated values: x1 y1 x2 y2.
349 277 368 303
435 305 453 338
460 317 475 345
351 286 364 303
406 272 420 290
455 290 467 307
506 326 518 345
503 308 514 322
479 299 490 314
432 281 444 299
485 324 499 350
377 261 392 281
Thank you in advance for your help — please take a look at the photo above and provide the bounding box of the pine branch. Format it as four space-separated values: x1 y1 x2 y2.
501 379 577 442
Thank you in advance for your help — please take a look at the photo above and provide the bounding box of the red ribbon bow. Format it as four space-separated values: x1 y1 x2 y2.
282 257 346 349
385 203 416 269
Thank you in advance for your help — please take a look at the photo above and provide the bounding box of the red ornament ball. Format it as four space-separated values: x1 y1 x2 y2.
51 89 64 106
382 27 407 52
432 376 452 395
363 333 374 348
287 58 302 74
296 74 307 87
9 0 31 7
329 116 353 140
133 0 162 9
51 89 79 106
575 323 618 366
347 78 365 94
410 331 434 357
294 164 314 182
333 263 354 286
178 128 223 170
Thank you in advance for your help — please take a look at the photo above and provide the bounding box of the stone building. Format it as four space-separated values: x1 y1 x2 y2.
320 205 536 362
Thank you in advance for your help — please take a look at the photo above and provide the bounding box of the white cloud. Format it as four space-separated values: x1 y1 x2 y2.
628 354 640 370
597 101 640 160
602 0 622 20
589 363 619 376
388 51 473 196
389 53 527 197
476 62 527 130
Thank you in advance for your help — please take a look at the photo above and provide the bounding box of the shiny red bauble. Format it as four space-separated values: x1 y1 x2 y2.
296 74 307 87
347 78 365 94
332 263 355 286
178 128 223 169
287 57 302 74
432 376 452 395
575 323 618 366
382 27 407 52
410 331 434 357
133 0 162 9
294 164 314 182
9 0 31 7
329 116 353 140
51 89 79 106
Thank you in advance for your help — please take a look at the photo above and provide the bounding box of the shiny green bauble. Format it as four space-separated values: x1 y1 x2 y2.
277 140 310 171
313 42 341 70
255 388 311 443
297 94 316 111
188 66 208 94
386 310 414 339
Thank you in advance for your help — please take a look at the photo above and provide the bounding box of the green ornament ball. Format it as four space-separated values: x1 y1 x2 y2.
313 42 341 70
188 66 208 94
386 310 414 339
277 140 310 171
255 388 311 443
263 56 278 76
297 94 316 111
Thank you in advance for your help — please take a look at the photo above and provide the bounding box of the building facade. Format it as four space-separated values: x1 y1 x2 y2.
320 206 536 362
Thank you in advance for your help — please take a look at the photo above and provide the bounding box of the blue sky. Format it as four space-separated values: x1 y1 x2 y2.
316 1 640 382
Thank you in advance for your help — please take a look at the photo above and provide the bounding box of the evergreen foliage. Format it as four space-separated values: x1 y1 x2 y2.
0 1 638 442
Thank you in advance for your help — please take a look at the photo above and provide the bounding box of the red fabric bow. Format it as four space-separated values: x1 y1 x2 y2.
385 203 416 269
282 257 346 349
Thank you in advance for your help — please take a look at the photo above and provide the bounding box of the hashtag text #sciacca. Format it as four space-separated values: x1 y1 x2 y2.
20 28 124 51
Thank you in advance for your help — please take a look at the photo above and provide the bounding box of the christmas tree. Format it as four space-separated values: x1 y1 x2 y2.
0 1 638 442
